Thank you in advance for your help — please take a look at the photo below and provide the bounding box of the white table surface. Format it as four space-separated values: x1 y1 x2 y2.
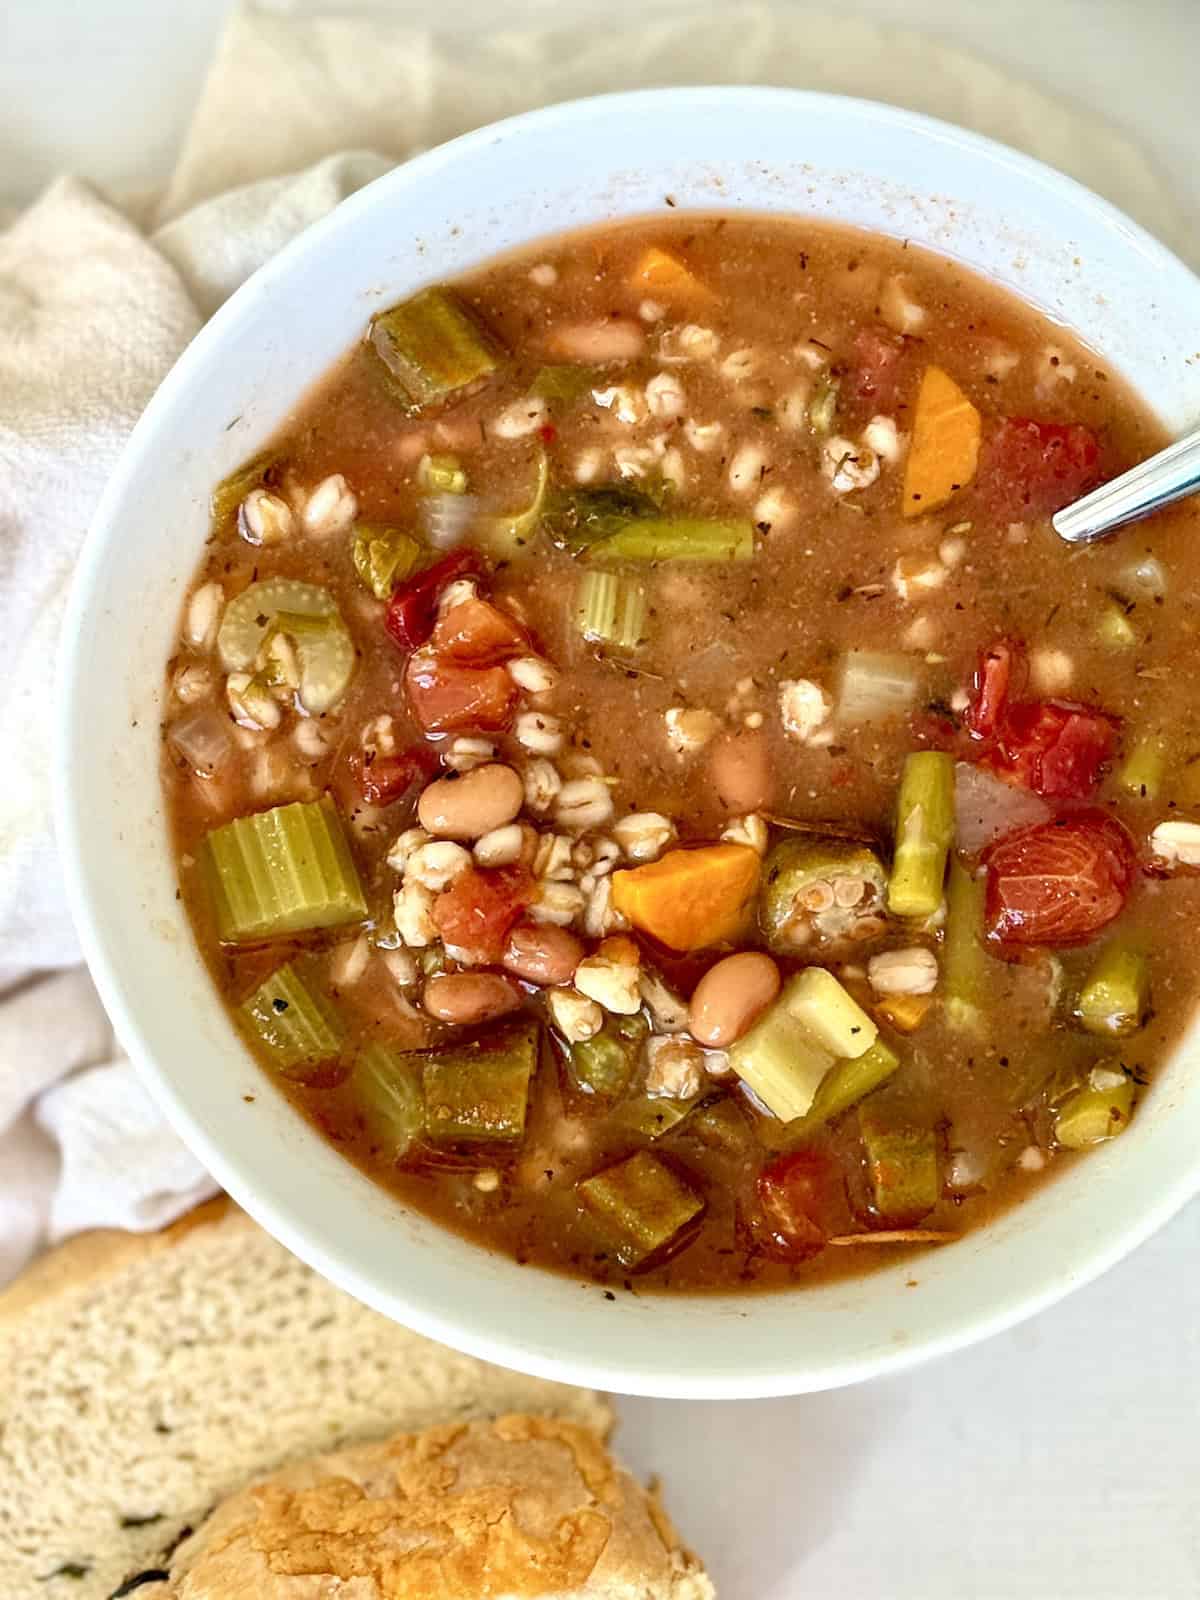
6 3 1200 1596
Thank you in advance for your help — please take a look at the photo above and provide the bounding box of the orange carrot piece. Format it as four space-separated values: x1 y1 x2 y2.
901 365 981 518
630 246 713 303
611 844 760 953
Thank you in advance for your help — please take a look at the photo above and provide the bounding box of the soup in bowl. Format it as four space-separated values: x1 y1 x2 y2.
59 89 1200 1396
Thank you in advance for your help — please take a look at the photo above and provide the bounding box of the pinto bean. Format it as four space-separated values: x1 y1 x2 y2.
423 972 521 1026
502 922 585 986
689 951 781 1047
417 764 523 841
709 729 775 813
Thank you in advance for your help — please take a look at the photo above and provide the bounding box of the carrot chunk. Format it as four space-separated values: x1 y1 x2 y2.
630 246 713 303
611 844 760 952
901 365 981 518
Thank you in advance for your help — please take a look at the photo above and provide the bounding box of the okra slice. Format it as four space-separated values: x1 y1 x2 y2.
566 1014 648 1101
760 836 888 953
1053 1063 1136 1149
240 958 344 1077
888 752 955 918
860 1113 940 1226
352 523 423 600
368 286 502 412
423 1018 539 1145
1074 942 1149 1039
352 1043 425 1159
578 1151 704 1269
210 449 278 530
613 1092 698 1141
201 797 367 943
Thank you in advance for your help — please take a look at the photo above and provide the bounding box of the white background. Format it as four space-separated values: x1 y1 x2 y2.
5 3 1200 1596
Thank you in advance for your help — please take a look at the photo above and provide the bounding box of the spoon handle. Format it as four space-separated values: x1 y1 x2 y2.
1052 426 1200 544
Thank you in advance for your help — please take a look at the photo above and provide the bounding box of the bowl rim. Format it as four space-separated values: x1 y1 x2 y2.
56 84 1200 1399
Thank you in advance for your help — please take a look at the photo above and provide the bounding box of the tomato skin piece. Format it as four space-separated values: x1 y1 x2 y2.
967 638 1022 740
851 327 905 409
755 1150 833 1261
348 744 439 807
428 597 528 665
432 866 532 964
980 417 1103 521
385 549 482 653
983 809 1136 946
405 650 518 734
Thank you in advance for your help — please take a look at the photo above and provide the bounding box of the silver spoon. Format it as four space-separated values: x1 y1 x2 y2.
1052 425 1200 543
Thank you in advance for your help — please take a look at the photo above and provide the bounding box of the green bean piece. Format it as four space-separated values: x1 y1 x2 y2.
1053 1064 1136 1149
422 1018 540 1145
566 1014 648 1100
240 959 344 1078
201 797 367 943
1117 734 1168 801
759 836 888 953
888 752 955 918
1074 943 1149 1039
586 516 755 564
780 1038 902 1141
210 450 277 530
352 523 424 600
943 857 987 1031
352 1044 425 1159
860 1113 940 1226
368 286 502 412
578 1151 704 1268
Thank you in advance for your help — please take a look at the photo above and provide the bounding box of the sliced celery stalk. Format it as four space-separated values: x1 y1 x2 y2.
587 516 754 564
888 752 955 918
1054 1065 1135 1149
266 611 356 716
211 450 277 530
728 981 838 1122
219 576 341 668
943 857 987 1031
566 1014 647 1100
1074 943 1149 1038
837 651 923 724
1117 734 1168 801
201 797 367 943
368 286 502 411
475 450 548 559
783 1038 901 1139
1096 599 1137 649
759 836 888 953
575 570 649 652
422 1018 539 1144
352 523 423 599
578 1151 704 1268
352 1043 425 1158
784 967 878 1059
613 1093 698 1140
417 453 468 495
531 364 604 404
860 1114 940 1226
808 373 839 434
240 959 344 1077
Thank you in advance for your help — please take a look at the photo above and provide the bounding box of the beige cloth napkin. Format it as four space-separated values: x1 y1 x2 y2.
0 0 1188 1284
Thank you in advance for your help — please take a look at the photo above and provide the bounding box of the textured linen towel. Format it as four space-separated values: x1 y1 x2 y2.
0 0 1188 1284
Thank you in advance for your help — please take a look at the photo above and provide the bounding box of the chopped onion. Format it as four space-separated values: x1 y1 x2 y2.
1123 555 1168 598
836 650 922 724
954 761 1051 852
167 709 232 777
420 492 479 550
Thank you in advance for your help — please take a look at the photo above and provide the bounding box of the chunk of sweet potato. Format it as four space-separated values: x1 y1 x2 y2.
902 365 981 518
630 246 713 303
611 844 760 952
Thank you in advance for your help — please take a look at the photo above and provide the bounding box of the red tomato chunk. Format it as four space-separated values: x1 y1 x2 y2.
405 651 517 734
755 1150 833 1261
429 597 528 665
385 549 482 652
349 745 439 807
432 866 532 964
982 702 1118 800
979 417 1103 521
983 810 1135 946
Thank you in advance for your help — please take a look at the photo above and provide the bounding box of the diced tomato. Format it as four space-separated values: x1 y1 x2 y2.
755 1150 834 1261
405 650 517 734
851 326 905 409
348 743 439 807
385 549 482 653
428 597 528 665
979 418 1103 521
983 809 1135 946
432 866 532 965
983 701 1118 800
966 638 1022 740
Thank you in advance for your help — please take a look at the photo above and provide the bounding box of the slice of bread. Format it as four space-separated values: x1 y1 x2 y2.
162 1415 714 1599
0 1199 611 1600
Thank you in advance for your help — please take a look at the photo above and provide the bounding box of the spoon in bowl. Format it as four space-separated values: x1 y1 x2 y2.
1052 425 1200 543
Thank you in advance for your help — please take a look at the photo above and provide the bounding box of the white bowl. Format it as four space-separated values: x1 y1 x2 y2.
58 88 1200 1399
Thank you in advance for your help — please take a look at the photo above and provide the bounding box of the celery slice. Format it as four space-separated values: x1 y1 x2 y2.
575 570 649 652
1117 734 1168 801
587 516 754 564
782 1038 901 1139
860 1113 940 1226
417 453 468 495
578 1151 704 1268
423 1018 539 1144
368 286 502 412
218 577 355 714
352 523 423 599
1053 1065 1135 1149
783 967 878 1059
475 450 548 559
888 752 955 918
943 857 987 1031
1096 599 1137 649
728 980 838 1121
240 959 344 1077
566 1014 647 1100
352 1043 425 1158
210 450 277 530
1074 942 1148 1038
838 650 923 724
267 611 356 716
531 365 604 404
201 797 367 943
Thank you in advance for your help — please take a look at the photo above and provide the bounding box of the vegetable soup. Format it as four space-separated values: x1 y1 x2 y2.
162 215 1200 1292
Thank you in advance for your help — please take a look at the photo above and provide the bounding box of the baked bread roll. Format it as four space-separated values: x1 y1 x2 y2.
0 1200 610 1600
163 1415 714 1599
